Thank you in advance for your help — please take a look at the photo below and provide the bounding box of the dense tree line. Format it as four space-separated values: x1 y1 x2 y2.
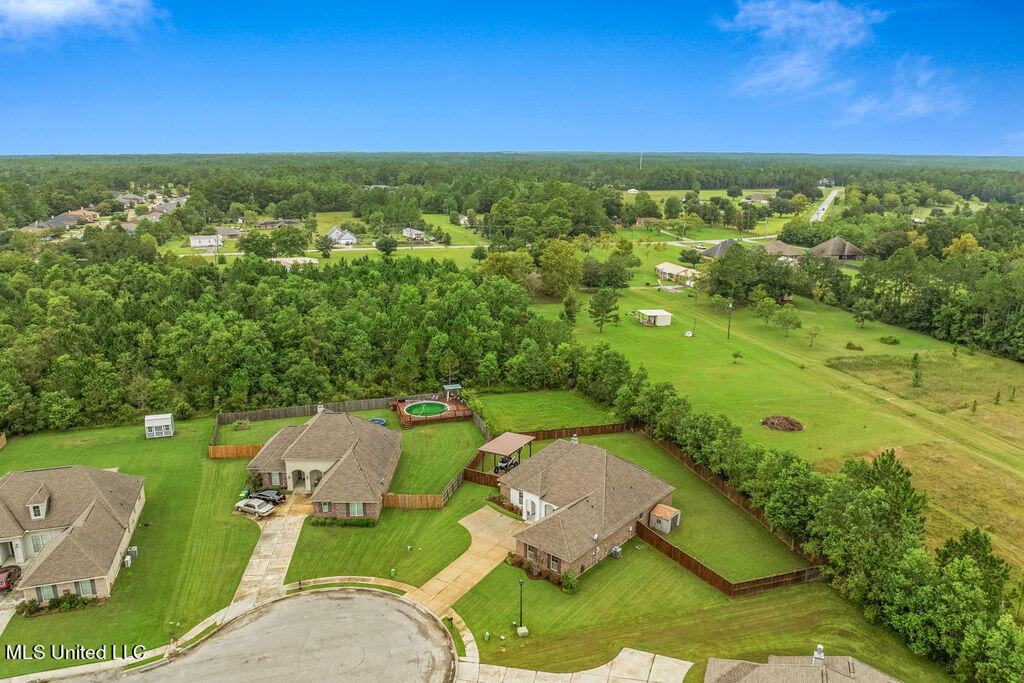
3 153 1022 230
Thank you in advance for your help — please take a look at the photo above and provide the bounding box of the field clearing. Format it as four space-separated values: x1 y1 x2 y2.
454 549 945 681
477 391 617 432
530 432 808 580
0 420 259 678
313 211 362 234
422 213 487 245
215 415 309 445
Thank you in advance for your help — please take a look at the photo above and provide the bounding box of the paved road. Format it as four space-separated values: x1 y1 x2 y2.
811 188 841 221
135 591 455 682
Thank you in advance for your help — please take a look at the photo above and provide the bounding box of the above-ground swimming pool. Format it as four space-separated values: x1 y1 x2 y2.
404 401 450 417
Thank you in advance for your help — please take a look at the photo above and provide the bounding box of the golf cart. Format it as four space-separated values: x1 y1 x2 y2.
494 454 520 474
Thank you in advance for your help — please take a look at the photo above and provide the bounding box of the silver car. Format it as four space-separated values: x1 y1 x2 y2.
235 498 275 518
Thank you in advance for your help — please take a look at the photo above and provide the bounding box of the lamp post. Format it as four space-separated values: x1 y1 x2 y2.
726 301 733 340
519 579 524 627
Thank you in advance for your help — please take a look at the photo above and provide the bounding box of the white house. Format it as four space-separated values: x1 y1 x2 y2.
144 414 174 438
655 262 700 286
626 188 640 194
326 226 359 245
402 227 426 241
458 215 470 226
189 234 223 248
635 309 673 327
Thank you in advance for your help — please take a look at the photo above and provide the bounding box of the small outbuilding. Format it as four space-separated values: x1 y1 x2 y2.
655 262 700 285
649 503 681 534
189 234 223 248
402 227 427 241
634 309 673 327
144 413 175 439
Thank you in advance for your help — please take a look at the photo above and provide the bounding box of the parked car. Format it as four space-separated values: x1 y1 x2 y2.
0 565 21 592
695 243 707 249
235 498 275 518
252 490 286 505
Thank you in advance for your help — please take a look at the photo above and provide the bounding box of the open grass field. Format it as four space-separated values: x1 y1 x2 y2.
215 415 309 445
454 547 946 681
422 213 487 245
313 211 362 234
533 286 1024 570
476 391 617 432
351 409 485 493
530 432 808 580
284 482 494 587
0 419 260 678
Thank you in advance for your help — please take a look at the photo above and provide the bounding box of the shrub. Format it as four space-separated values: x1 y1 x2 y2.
845 341 864 351
523 560 538 576
217 254 227 265
509 554 524 568
879 335 900 345
233 419 252 431
310 517 376 528
15 600 40 616
560 569 580 594
173 401 194 421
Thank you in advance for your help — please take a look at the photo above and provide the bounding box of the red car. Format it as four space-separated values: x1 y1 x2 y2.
0 565 21 592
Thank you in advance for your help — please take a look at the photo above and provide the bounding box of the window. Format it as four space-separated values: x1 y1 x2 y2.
269 472 281 486
526 545 535 560
76 580 96 596
517 490 523 505
349 502 363 517
321 502 331 513
31 531 53 554
30 505 42 520
38 585 56 601
549 556 560 572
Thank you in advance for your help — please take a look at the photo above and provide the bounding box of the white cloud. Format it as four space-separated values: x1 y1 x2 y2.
0 0 154 39
719 1 968 120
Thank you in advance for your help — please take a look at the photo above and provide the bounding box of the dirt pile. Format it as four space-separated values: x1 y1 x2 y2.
761 415 805 432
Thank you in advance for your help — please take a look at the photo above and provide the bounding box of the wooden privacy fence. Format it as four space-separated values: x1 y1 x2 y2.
463 468 499 487
209 444 263 459
0 433 6 451
382 493 444 509
517 422 631 441
637 523 822 598
216 394 437 427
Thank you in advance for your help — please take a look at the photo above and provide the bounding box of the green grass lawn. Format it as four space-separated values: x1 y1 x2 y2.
477 391 617 432
350 409 485 494
214 415 310 445
285 481 494 586
313 211 363 234
422 214 487 245
453 548 947 680
0 420 259 678
530 432 807 580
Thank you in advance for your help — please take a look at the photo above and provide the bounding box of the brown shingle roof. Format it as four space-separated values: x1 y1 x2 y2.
479 432 535 457
761 240 804 257
809 236 865 258
247 412 402 504
704 655 901 682
501 440 674 562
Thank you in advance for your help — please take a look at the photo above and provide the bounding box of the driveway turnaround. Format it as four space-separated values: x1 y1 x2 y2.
140 590 455 682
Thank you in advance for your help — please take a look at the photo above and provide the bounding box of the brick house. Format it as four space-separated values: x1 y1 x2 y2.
498 438 674 576
0 466 146 602
246 410 401 521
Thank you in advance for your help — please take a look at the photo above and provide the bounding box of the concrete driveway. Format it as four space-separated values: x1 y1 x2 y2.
139 590 455 682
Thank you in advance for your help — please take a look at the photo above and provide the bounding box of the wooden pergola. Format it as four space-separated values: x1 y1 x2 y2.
473 432 535 472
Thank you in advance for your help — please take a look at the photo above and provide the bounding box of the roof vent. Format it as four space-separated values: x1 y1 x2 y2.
813 644 824 664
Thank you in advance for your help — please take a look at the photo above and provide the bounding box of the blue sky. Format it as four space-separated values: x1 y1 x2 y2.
0 0 1021 155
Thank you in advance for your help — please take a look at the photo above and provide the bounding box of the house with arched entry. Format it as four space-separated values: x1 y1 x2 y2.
246 410 401 521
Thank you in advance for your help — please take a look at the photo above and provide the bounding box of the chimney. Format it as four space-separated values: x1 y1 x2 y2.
813 644 824 664
570 434 579 444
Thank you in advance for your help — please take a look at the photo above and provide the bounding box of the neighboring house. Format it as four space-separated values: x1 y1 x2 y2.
189 234 223 248
138 211 164 223
635 217 660 226
255 219 303 229
214 225 243 239
705 646 898 682
402 227 426 241
120 221 139 235
654 262 700 284
701 239 741 259
144 414 174 438
458 215 470 226
809 236 866 261
247 410 402 521
626 188 640 194
761 240 803 257
498 438 674 576
26 212 82 231
151 196 189 214
743 193 770 205
68 208 99 222
0 466 146 602
326 226 359 245
115 193 146 207
269 257 318 270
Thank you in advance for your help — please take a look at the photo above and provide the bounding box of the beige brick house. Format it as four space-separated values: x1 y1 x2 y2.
246 410 402 521
0 466 146 602
498 438 674 576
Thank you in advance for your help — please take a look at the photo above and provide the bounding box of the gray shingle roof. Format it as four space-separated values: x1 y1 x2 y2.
701 239 741 259
501 440 674 562
704 655 900 682
809 236 866 258
0 467 145 588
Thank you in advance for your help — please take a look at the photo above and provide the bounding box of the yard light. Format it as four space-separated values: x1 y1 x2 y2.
519 579 524 627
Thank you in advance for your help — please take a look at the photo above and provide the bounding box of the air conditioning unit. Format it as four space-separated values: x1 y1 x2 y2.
127 546 139 558
612 546 622 559
123 555 132 568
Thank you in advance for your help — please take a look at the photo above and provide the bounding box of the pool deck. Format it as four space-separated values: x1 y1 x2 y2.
391 398 474 429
